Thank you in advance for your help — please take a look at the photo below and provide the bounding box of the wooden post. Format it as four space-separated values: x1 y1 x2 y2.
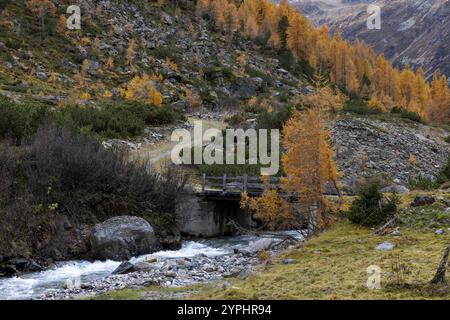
202 173 206 192
243 174 248 192
223 174 227 192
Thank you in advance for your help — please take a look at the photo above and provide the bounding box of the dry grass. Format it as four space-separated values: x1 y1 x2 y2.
190 221 450 300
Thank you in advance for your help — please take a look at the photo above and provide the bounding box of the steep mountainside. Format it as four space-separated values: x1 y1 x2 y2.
0 0 449 189
294 0 450 80
0 0 307 112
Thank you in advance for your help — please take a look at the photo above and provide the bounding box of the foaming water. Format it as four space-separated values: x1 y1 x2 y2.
0 260 120 300
151 241 231 259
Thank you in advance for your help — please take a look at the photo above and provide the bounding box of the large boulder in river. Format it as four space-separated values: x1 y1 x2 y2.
90 216 160 261
111 261 136 275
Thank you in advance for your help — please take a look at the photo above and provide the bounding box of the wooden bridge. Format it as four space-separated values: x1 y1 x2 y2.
199 174 282 200
199 173 340 200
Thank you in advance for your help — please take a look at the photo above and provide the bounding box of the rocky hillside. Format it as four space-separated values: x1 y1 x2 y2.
294 0 450 80
332 116 450 193
0 0 307 111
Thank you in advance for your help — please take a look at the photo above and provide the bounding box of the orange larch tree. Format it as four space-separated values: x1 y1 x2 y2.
281 107 340 233
429 71 450 122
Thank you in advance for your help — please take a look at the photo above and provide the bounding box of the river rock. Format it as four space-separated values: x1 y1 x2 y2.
164 271 177 278
112 261 135 275
246 238 277 253
144 255 158 263
133 261 155 272
202 263 216 272
90 216 160 261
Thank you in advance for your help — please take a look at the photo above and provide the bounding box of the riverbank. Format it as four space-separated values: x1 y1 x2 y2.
95 221 450 300
0 231 302 300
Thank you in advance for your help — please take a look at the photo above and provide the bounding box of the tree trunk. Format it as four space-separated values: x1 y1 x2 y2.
431 244 450 284
308 201 319 235
41 15 45 40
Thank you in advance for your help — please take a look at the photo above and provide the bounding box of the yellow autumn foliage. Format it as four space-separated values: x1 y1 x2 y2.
122 73 163 106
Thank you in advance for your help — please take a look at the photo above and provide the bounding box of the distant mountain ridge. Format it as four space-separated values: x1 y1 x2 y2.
293 0 450 80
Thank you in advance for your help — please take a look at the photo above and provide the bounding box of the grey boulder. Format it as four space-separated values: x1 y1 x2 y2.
380 185 410 194
411 195 435 207
375 242 394 251
90 216 160 261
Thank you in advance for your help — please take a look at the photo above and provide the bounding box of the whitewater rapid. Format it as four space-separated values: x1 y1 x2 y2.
0 239 238 300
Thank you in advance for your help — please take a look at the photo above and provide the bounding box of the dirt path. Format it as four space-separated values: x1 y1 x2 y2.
131 117 226 170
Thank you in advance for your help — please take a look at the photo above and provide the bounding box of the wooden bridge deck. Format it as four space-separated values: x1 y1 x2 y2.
198 174 340 199
199 174 281 199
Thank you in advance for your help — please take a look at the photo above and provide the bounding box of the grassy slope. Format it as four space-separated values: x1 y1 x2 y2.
95 220 450 300
194 222 450 300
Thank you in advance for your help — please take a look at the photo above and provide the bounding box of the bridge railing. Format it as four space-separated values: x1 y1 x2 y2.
201 173 281 194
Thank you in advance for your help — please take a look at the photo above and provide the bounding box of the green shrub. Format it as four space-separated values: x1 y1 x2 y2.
294 58 315 80
57 102 185 138
57 104 146 138
198 163 262 177
4 38 21 50
437 155 450 184
0 97 185 140
343 100 382 115
257 105 292 130
391 107 423 123
408 174 436 190
347 180 399 227
278 49 295 71
139 103 186 126
0 96 51 140
0 0 9 9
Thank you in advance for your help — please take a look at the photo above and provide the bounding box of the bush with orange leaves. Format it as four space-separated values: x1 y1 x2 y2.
240 177 293 230
121 73 163 106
